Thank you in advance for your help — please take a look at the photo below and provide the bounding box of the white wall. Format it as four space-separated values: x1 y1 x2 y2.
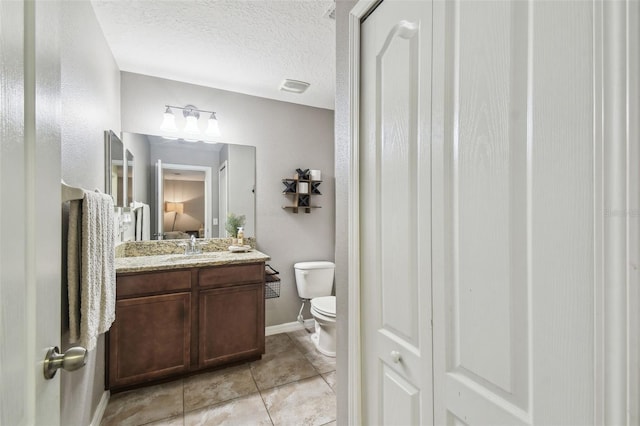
121 72 335 326
60 1 120 425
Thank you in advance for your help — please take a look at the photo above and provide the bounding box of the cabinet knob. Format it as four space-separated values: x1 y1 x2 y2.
390 350 402 363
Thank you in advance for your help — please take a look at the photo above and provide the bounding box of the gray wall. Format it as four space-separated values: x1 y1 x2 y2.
335 1 357 424
123 132 150 204
60 1 121 425
121 72 335 326
227 144 256 238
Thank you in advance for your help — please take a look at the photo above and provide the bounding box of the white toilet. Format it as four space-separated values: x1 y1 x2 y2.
294 261 336 357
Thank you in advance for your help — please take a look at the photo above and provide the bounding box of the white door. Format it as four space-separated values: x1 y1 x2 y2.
219 161 228 237
0 0 62 424
360 1 434 424
360 0 613 424
155 159 164 239
430 0 598 424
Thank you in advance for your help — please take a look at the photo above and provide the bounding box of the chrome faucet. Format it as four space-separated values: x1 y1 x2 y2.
183 235 202 255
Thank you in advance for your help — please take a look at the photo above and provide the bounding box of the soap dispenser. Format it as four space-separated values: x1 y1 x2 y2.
237 227 244 246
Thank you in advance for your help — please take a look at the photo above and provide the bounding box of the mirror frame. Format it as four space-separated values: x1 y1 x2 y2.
125 148 134 206
104 130 125 206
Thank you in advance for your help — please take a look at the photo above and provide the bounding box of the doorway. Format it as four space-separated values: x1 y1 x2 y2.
155 162 212 239
163 169 206 237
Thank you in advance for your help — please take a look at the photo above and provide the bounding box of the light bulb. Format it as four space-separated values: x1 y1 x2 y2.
184 114 200 134
160 107 177 132
206 112 221 138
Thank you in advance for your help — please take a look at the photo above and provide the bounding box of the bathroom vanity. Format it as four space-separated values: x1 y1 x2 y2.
107 240 269 391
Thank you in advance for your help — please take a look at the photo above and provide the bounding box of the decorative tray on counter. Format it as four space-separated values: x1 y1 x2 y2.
228 245 252 253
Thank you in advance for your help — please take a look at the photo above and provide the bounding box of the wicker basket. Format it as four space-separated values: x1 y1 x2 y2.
265 264 281 299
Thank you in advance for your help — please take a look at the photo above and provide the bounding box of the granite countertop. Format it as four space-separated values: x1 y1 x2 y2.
115 237 270 274
116 249 271 274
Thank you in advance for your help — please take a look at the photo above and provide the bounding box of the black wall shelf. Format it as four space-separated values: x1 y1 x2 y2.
282 178 322 214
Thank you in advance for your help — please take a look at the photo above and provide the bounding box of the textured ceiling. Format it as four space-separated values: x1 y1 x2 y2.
91 0 336 110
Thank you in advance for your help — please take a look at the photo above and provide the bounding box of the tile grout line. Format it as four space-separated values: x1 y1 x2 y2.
319 371 337 395
250 359 276 426
182 363 261 417
182 378 185 425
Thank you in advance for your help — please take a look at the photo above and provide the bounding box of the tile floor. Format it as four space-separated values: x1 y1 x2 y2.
101 330 336 426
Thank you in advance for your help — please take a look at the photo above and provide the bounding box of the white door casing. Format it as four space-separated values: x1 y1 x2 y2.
155 159 164 238
219 161 228 237
0 1 62 424
360 1 433 424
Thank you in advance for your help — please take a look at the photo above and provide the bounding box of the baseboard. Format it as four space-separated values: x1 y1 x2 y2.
265 319 315 336
89 390 110 426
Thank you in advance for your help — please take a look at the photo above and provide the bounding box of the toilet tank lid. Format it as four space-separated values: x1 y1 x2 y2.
294 261 335 270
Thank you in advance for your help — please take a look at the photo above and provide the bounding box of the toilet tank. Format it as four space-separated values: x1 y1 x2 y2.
294 261 335 299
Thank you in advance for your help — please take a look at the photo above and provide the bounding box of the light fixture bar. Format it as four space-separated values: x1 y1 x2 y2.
164 105 218 115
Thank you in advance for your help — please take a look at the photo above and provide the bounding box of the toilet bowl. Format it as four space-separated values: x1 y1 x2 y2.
293 261 337 358
310 295 336 357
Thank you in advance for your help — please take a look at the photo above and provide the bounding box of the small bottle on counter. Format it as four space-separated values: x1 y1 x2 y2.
237 227 244 246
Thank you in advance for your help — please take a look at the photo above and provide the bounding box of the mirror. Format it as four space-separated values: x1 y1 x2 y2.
125 149 134 206
104 130 125 206
122 133 256 240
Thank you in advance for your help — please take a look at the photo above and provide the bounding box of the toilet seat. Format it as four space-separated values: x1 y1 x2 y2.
311 295 336 318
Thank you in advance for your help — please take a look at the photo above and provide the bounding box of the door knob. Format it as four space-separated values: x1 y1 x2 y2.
390 350 402 363
43 346 87 379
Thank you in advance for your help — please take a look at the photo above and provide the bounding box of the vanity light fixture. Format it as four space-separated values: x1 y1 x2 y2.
160 104 221 140
160 107 177 132
183 106 200 134
206 112 220 137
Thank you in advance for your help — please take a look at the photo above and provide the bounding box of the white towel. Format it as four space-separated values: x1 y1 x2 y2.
68 190 116 351
132 201 151 241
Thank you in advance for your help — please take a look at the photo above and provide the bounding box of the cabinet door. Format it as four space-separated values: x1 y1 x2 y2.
108 293 191 389
199 283 264 368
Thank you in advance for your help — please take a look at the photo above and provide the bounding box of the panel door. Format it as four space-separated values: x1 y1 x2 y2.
108 293 191 389
199 283 264 367
0 1 62 424
360 1 433 424
431 0 597 424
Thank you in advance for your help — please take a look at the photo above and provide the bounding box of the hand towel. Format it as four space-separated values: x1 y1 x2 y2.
68 190 116 351
140 203 150 240
132 202 151 241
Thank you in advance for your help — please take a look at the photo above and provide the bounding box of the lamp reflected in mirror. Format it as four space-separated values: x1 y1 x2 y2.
165 202 184 231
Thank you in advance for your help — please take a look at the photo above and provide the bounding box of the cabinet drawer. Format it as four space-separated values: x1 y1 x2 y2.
117 270 192 298
198 263 264 288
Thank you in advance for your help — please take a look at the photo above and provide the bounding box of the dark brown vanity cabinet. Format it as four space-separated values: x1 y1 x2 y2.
107 262 265 391
198 263 265 368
